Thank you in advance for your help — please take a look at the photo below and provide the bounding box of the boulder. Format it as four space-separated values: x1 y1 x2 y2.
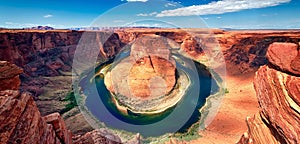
0 61 23 91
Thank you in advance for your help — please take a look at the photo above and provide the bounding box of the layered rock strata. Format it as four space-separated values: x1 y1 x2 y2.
105 34 176 98
0 61 72 144
0 61 125 144
237 42 300 144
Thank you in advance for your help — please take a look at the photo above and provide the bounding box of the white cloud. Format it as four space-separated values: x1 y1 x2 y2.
137 12 157 17
126 0 148 2
165 2 177 7
156 0 290 17
43 14 53 18
216 16 222 19
137 13 148 16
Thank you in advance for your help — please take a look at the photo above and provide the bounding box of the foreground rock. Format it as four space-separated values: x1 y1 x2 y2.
237 42 300 144
0 61 126 144
0 61 23 91
0 62 72 143
73 129 121 144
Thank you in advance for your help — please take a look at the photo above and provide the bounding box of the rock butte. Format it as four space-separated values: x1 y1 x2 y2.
128 56 176 98
105 34 176 99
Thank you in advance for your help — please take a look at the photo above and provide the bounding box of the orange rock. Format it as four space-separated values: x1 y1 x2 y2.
238 42 300 144
128 56 176 98
267 42 300 75
105 34 177 99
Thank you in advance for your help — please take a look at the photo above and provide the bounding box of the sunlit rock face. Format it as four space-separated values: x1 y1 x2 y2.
128 56 176 98
237 42 300 144
104 34 176 99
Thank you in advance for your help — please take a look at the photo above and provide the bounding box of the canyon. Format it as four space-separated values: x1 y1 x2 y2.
0 28 300 143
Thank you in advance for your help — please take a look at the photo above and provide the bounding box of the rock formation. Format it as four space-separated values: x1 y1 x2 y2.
0 61 72 144
128 56 176 98
0 61 125 144
237 42 300 144
73 129 121 144
0 61 23 91
105 34 176 98
128 34 176 98
1 29 300 78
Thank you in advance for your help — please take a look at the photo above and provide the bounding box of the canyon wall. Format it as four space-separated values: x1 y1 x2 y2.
1 29 299 101
0 61 72 144
237 42 300 144
1 30 300 77
0 61 126 144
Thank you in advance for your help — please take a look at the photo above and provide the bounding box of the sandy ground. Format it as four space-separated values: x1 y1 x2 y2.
186 72 259 144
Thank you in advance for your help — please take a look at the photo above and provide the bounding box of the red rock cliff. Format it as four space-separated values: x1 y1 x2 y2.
0 61 73 144
237 42 300 144
0 61 125 144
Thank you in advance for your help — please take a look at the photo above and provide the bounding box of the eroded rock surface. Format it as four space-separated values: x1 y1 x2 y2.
0 61 124 144
0 61 23 91
267 42 300 75
128 56 176 98
237 42 300 144
105 34 176 99
0 62 72 144
73 129 122 144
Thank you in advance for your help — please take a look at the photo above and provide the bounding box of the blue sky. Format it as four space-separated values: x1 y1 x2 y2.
0 0 299 29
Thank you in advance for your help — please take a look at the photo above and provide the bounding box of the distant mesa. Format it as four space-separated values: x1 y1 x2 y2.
23 26 55 30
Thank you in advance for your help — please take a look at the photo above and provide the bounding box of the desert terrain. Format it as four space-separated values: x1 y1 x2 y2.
0 28 299 143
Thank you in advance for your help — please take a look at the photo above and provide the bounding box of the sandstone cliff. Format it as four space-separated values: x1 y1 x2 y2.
237 42 300 144
0 61 125 144
0 61 72 144
1 29 300 78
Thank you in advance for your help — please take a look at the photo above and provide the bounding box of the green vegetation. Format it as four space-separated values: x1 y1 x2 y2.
173 121 201 141
225 88 229 94
60 91 78 114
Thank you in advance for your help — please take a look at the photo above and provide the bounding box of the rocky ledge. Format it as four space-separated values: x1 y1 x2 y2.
237 42 300 144
0 61 138 144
